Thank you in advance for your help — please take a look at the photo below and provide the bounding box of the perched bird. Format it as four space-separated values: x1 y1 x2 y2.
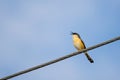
71 32 94 63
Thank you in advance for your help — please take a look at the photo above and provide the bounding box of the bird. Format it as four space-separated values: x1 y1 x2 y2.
71 32 94 63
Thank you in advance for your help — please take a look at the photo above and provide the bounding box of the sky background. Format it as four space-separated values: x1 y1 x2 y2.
0 0 120 80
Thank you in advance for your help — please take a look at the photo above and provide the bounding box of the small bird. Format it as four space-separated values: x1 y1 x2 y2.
71 32 94 63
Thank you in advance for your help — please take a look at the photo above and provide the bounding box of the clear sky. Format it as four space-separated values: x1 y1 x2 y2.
0 0 120 80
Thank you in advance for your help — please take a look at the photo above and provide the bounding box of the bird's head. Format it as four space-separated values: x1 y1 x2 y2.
71 32 81 38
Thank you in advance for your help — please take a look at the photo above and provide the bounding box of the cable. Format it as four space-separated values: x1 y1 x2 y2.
0 36 120 80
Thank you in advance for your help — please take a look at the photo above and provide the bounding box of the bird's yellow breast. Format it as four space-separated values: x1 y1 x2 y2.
72 35 85 50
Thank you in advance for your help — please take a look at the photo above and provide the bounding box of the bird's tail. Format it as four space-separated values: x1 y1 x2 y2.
84 52 94 63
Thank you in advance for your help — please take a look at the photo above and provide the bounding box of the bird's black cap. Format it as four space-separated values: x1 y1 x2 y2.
71 32 79 35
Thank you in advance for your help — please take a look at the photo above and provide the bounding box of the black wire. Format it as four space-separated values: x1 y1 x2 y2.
0 36 120 80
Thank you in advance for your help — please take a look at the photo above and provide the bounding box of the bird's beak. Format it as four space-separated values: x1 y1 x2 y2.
70 32 73 35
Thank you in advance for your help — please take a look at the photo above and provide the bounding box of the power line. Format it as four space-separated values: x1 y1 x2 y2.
0 36 120 80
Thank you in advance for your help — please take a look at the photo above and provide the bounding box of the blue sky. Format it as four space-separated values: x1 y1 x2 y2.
0 0 120 80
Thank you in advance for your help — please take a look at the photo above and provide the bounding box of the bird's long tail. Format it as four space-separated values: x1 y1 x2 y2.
84 52 94 63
